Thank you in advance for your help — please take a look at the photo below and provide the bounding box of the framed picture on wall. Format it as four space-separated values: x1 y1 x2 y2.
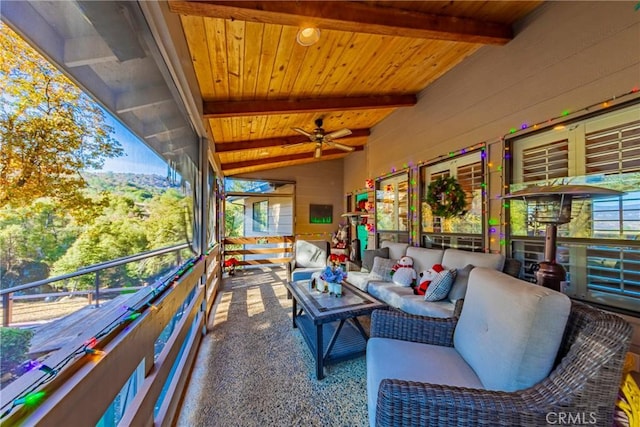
309 204 333 224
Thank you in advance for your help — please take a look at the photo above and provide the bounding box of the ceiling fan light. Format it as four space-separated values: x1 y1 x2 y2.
314 145 322 158
296 27 320 46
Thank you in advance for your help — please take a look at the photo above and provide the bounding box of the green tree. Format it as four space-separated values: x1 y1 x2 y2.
0 327 34 376
135 189 191 277
0 23 123 211
51 195 148 290
225 201 244 237
0 200 78 289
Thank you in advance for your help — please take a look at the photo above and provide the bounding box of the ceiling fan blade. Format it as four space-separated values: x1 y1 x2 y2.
326 141 355 152
281 142 306 149
314 143 322 159
291 127 315 140
324 128 352 140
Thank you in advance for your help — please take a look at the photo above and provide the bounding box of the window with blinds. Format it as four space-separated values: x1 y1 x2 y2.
521 139 569 182
585 119 640 175
509 102 640 313
420 151 484 250
457 161 483 209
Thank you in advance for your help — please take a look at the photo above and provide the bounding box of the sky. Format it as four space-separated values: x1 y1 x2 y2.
98 115 169 176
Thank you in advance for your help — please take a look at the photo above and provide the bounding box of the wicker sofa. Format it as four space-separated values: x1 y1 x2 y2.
347 241 509 318
366 267 632 427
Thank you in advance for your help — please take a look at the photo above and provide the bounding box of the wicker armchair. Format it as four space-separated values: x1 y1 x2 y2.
369 302 632 426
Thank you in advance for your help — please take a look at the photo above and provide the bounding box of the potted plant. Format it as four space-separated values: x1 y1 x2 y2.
224 257 239 276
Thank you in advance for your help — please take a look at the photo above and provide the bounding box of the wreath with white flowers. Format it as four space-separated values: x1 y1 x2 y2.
426 176 467 218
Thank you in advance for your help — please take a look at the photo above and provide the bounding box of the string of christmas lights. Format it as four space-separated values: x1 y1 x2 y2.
348 88 639 251
0 257 201 420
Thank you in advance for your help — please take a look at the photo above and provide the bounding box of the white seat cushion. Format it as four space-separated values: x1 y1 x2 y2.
291 267 324 282
346 271 372 292
367 337 484 427
367 283 455 317
454 268 571 391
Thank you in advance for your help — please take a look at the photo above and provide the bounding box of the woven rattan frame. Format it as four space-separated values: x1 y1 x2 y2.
369 301 632 426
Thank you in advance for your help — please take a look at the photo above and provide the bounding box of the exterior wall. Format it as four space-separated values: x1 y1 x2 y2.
242 196 293 237
346 0 640 225
238 159 345 241
343 0 640 356
355 1 639 186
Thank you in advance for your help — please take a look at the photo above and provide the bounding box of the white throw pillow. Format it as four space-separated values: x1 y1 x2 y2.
424 269 457 301
369 257 396 282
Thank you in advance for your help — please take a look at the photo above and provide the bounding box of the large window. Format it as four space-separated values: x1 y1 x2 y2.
420 151 485 251
376 173 409 244
0 18 199 420
509 102 640 312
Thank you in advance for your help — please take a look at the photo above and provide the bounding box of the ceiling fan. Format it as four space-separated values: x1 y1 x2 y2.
290 118 354 159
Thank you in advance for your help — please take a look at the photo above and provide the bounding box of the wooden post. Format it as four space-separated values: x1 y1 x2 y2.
94 271 100 308
2 292 12 326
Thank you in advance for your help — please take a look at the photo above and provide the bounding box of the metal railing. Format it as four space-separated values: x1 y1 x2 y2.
1 243 191 326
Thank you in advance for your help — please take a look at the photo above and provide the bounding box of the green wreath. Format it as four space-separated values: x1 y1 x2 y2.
426 176 467 218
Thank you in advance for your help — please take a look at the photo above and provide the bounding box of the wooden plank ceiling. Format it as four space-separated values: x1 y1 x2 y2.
169 1 541 176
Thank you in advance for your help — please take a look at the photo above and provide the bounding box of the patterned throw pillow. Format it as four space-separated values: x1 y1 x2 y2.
369 256 396 282
424 269 457 301
362 247 390 272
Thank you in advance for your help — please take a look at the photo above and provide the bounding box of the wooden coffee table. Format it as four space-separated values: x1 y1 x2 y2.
286 279 387 380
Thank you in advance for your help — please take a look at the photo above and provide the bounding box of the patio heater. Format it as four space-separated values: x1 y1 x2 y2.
502 184 623 292
341 211 369 263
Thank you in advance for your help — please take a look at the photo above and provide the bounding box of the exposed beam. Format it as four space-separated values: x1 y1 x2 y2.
222 153 353 176
214 129 370 153
168 1 513 45
77 1 146 61
64 36 117 67
143 116 188 139
203 95 416 118
116 87 173 114
220 146 364 171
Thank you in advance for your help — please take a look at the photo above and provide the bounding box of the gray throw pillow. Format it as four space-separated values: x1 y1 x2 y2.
368 256 396 282
448 264 475 302
362 247 390 272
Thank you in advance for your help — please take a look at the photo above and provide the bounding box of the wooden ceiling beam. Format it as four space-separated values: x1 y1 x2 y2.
203 95 416 118
168 1 513 45
214 129 370 153
220 146 364 171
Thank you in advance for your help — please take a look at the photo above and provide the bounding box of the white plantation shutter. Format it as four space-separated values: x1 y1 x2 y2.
457 161 483 209
521 139 569 182
585 119 640 175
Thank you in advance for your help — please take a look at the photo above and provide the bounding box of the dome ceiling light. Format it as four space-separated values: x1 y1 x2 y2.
296 27 320 46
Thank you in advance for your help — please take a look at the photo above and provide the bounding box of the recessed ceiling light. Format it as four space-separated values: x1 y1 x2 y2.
296 27 320 46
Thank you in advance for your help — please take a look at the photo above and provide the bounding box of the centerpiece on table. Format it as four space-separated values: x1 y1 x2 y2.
318 263 347 297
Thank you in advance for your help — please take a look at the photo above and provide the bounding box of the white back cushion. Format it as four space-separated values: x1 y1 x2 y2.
454 268 570 391
381 241 410 261
442 249 505 271
406 246 444 274
295 240 327 268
